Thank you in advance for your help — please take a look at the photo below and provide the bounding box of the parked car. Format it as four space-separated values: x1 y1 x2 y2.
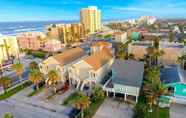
65 107 81 118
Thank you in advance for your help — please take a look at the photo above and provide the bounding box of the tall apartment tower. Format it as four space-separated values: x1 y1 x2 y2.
80 6 101 33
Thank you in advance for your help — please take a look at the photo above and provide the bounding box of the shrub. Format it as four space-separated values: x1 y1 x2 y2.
32 51 46 58
4 112 14 118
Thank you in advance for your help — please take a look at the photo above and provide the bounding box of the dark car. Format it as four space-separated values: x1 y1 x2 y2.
65 107 81 118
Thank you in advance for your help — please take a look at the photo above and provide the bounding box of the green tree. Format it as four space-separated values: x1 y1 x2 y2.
144 67 168 116
168 32 175 42
29 61 39 70
3 39 11 60
0 76 12 93
4 112 14 118
92 87 105 102
146 47 164 66
29 69 44 90
12 62 24 83
178 55 186 69
74 92 91 118
46 70 61 93
117 41 131 59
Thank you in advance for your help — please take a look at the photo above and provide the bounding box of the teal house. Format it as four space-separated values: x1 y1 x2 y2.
161 66 186 99
131 32 141 41
103 60 144 102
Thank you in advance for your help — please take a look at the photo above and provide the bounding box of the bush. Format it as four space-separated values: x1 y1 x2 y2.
133 96 170 118
32 51 46 58
4 112 14 118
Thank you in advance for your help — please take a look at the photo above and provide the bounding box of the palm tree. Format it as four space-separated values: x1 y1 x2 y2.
168 32 175 42
146 47 164 66
144 67 168 116
0 44 5 60
46 70 61 93
3 39 10 60
29 69 44 91
117 41 131 59
75 92 91 118
92 87 105 102
0 76 12 93
12 62 24 83
178 55 186 69
29 61 39 70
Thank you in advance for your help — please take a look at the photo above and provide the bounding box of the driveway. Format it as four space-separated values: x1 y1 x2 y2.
170 103 186 118
94 98 134 118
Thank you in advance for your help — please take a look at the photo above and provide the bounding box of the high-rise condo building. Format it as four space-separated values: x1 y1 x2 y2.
47 23 87 44
80 6 101 33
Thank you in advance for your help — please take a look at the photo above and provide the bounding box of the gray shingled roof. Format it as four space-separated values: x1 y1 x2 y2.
161 66 186 84
112 60 144 87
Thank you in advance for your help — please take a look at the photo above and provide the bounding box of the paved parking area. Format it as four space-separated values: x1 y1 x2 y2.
94 99 134 118
170 104 186 118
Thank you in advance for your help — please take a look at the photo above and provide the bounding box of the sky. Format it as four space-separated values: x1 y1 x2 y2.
0 0 186 22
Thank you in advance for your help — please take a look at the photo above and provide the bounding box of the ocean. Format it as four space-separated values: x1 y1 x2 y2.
0 20 77 36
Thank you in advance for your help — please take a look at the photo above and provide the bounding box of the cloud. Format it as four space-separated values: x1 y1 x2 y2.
111 7 153 13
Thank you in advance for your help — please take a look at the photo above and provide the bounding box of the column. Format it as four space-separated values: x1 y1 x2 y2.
124 94 127 101
106 90 108 97
113 91 116 98
136 96 138 103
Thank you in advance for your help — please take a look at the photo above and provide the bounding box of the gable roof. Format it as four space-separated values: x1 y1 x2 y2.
112 60 144 87
52 47 85 66
84 49 113 71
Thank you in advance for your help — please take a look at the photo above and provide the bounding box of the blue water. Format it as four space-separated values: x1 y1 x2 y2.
0 20 77 36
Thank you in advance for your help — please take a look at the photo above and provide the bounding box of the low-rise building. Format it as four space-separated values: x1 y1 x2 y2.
43 39 62 52
128 41 153 59
103 60 144 102
17 32 46 50
39 47 86 81
69 49 114 90
91 41 113 54
112 32 128 43
159 42 186 65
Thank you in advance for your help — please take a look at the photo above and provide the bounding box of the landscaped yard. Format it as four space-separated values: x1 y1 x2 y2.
63 88 105 118
84 97 105 118
133 96 170 118
27 85 45 97
0 81 32 100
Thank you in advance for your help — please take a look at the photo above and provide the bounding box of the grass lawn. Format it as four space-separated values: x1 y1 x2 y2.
27 85 45 97
84 97 105 118
0 81 32 100
148 107 169 118
63 92 82 106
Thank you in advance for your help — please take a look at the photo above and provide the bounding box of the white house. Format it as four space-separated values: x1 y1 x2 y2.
39 47 87 81
69 49 114 90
